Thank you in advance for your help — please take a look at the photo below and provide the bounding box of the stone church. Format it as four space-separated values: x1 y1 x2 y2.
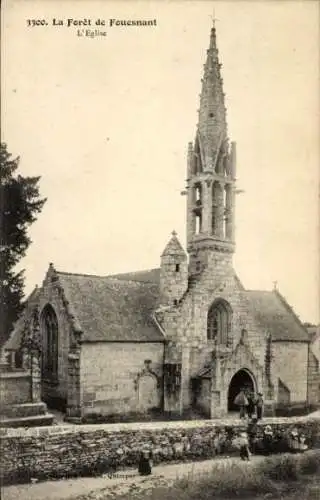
5 24 319 421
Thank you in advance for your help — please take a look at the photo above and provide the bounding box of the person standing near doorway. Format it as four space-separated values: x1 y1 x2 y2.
234 388 249 419
256 392 264 420
247 391 256 419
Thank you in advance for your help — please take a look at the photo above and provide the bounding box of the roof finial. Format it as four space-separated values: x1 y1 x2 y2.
273 280 278 291
171 229 177 237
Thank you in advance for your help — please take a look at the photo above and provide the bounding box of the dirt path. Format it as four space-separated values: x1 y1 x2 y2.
2 456 264 500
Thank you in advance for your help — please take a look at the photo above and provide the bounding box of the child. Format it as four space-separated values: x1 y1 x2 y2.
247 417 258 454
239 431 250 461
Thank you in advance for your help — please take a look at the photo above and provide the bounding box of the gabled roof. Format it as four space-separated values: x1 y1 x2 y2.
56 272 164 343
4 287 40 351
244 289 309 342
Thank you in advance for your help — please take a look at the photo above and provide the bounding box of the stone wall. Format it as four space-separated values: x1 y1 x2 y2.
308 348 320 406
273 342 309 403
0 371 31 406
81 342 164 415
1 417 319 486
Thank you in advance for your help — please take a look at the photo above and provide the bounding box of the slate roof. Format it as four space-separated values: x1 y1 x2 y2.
244 290 309 342
57 272 164 343
4 265 309 348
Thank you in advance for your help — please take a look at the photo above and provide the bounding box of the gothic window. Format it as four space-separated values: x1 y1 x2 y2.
224 184 232 239
212 181 222 235
194 136 202 175
212 206 217 234
41 304 59 380
207 299 232 344
175 264 180 272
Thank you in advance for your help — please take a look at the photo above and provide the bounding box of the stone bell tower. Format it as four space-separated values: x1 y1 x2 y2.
185 22 237 275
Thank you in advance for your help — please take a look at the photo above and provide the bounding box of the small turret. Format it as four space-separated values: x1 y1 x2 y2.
160 231 188 306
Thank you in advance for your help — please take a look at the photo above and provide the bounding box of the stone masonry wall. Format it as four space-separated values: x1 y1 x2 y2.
81 342 164 415
160 258 267 412
164 259 267 374
307 348 320 406
272 342 309 403
1 417 319 486
0 371 31 406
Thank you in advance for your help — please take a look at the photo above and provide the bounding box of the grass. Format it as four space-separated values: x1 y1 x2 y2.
108 450 320 500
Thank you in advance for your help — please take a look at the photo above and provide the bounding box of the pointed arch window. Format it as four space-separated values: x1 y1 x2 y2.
212 181 222 236
41 304 59 380
224 184 232 239
207 299 232 345
194 136 203 175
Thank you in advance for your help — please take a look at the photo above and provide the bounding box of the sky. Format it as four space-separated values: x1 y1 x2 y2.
2 0 320 324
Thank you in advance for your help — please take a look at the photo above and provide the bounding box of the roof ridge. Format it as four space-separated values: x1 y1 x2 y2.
112 267 160 275
58 270 158 288
57 270 108 279
106 277 158 286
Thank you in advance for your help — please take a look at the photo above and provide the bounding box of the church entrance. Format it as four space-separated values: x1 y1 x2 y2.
228 369 255 412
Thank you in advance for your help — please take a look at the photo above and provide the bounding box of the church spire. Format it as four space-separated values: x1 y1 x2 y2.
198 21 228 171
186 20 237 265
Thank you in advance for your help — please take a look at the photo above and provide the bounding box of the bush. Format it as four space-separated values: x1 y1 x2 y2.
258 450 320 483
258 453 300 481
176 464 277 499
299 450 320 475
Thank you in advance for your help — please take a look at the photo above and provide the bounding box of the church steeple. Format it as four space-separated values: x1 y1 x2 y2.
198 22 228 169
186 21 237 271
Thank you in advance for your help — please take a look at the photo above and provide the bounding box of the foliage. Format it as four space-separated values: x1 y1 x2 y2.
0 143 46 345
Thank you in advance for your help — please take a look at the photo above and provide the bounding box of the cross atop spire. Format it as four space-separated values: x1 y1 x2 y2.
209 9 219 51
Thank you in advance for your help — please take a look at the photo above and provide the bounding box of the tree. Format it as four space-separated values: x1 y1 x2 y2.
0 143 46 346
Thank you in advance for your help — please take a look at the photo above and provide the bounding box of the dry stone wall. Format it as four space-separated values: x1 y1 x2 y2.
1 417 319 486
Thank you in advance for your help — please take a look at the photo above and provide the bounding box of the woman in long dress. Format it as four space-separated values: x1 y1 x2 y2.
138 449 153 476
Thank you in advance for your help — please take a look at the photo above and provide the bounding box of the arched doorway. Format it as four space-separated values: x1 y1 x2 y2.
228 369 255 412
